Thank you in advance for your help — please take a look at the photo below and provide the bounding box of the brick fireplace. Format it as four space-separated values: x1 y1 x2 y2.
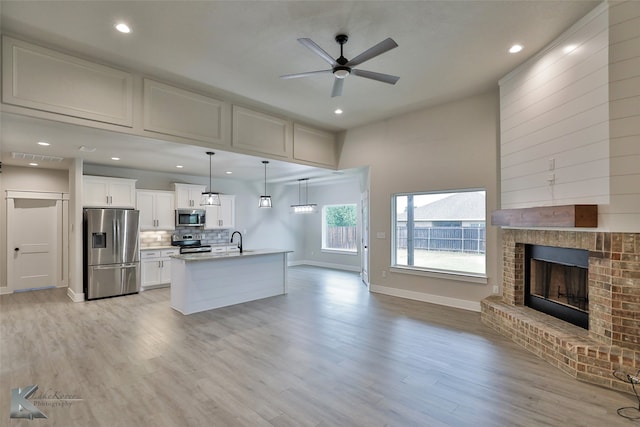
481 229 640 393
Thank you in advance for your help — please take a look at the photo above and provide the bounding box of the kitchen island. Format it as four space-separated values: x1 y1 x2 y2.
170 249 291 315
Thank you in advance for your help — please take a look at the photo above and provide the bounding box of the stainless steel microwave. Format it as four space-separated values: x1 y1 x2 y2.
175 209 206 227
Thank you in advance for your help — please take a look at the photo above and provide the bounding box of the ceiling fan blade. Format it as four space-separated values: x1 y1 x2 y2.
351 69 400 85
346 38 398 67
298 38 338 66
331 78 344 98
280 69 332 79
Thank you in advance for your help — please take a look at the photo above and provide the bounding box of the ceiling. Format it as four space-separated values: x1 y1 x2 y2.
0 0 599 181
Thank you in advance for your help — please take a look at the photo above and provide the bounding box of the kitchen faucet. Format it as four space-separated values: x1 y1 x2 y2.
230 231 243 253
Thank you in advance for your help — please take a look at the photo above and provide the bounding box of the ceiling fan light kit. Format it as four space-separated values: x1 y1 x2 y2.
281 34 399 97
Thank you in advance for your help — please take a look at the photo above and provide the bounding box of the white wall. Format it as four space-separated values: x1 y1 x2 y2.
499 3 610 210
338 91 500 310
498 1 640 232
0 165 69 291
607 0 640 231
295 177 363 272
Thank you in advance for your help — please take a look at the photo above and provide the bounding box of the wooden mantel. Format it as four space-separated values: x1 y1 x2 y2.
491 204 598 228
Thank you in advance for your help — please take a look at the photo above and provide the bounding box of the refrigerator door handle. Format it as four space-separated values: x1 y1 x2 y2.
93 263 138 270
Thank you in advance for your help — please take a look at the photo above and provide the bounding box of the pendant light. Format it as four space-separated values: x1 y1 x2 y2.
290 178 317 214
258 160 272 208
200 151 221 206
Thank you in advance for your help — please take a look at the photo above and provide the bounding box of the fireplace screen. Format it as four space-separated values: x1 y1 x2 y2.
525 245 589 329
530 259 588 312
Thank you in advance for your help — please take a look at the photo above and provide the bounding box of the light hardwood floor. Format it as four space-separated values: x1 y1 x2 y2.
1 266 636 426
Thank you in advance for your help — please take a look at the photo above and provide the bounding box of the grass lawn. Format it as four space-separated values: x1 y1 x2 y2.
395 249 485 274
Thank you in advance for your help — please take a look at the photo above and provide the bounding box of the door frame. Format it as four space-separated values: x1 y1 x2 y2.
361 190 369 288
6 190 69 292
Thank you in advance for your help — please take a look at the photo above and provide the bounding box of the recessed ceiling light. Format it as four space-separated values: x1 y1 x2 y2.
37 141 50 146
225 171 233 175
111 157 120 161
563 44 578 54
79 146 96 152
115 23 131 34
176 165 184 169
509 44 524 54
334 108 343 115
29 162 38 166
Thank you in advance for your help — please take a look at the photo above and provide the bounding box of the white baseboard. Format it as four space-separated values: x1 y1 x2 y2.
66 287 85 302
369 284 481 312
288 260 360 273
0 287 11 295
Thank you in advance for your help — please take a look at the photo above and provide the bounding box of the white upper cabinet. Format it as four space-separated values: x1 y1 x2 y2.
232 106 292 158
174 183 206 209
205 195 235 229
293 124 337 168
83 176 136 208
143 79 230 146
2 36 134 127
136 190 175 230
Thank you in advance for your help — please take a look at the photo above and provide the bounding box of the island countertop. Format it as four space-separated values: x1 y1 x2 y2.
171 248 292 262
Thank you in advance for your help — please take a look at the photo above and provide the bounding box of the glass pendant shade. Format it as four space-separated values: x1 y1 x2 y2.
200 151 221 206
258 196 272 208
258 160 272 208
290 178 317 214
201 192 221 206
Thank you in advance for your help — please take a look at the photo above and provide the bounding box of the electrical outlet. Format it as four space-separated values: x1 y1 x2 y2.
549 158 555 171
382 270 387 278
493 285 499 294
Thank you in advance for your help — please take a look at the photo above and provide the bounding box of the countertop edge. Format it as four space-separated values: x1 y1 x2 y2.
171 249 292 262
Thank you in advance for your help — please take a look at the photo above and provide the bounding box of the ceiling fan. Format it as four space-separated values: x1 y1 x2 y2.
280 34 399 97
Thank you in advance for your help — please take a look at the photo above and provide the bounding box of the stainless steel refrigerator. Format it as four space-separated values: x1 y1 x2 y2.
83 208 140 300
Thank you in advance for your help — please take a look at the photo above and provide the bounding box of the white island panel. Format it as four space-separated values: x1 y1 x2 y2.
170 251 288 315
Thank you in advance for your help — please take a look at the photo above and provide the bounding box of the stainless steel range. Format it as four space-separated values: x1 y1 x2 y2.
171 234 212 254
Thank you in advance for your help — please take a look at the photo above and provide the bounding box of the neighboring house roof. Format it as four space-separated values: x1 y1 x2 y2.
397 192 485 221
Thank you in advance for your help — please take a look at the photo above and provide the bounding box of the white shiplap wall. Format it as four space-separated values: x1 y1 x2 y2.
606 0 640 231
499 3 610 210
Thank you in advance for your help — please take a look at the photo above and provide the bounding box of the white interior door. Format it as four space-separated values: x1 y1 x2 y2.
361 191 369 287
7 194 63 292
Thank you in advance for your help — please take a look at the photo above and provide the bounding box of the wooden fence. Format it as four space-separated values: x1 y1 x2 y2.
326 226 357 250
396 226 486 253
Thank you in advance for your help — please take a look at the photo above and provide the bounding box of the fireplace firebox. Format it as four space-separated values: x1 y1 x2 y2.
525 245 589 329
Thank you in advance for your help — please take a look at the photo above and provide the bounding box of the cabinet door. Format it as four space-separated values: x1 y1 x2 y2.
174 184 205 209
218 195 235 229
108 180 136 208
159 258 172 284
141 259 162 287
136 191 156 230
204 195 235 229
154 192 175 230
204 205 220 229
83 177 110 207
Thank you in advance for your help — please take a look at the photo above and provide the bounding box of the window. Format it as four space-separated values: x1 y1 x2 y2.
322 204 358 253
392 189 486 276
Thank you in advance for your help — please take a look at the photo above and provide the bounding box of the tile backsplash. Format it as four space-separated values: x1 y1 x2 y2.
140 228 232 247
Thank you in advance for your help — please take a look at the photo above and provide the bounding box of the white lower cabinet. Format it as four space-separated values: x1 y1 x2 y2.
140 248 179 290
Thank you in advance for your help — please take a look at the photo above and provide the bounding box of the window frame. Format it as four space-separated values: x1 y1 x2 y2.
321 203 359 254
391 189 487 283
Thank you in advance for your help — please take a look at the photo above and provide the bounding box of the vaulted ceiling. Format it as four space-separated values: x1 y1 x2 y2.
0 1 599 180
